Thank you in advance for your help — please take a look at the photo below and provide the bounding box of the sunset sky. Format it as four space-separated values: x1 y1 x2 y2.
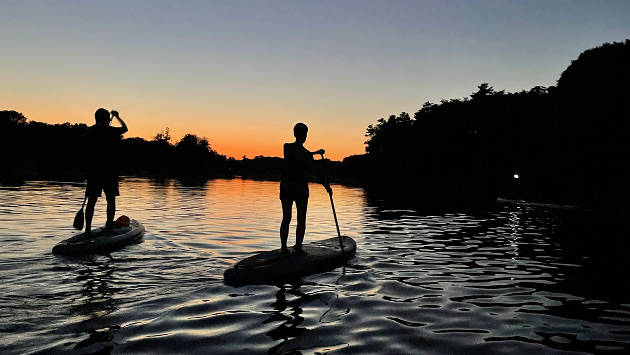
2 1 629 160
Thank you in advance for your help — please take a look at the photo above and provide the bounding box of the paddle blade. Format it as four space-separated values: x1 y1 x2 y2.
73 208 84 230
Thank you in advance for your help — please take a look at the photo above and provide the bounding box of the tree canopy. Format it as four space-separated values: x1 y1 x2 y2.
0 115 228 181
359 40 630 209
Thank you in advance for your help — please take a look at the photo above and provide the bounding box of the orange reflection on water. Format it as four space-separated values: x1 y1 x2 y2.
115 177 365 257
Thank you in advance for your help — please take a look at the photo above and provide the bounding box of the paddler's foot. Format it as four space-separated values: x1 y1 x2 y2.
294 247 308 256
281 247 290 255
105 221 115 234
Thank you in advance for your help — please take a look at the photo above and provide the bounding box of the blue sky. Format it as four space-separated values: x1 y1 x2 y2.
2 1 629 159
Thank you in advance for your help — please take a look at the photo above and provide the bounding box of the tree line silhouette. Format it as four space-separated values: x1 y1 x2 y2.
351 40 630 210
2 40 629 210
0 116 229 181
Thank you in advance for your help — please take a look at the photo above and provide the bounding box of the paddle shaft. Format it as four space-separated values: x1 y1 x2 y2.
328 191 345 252
320 153 345 254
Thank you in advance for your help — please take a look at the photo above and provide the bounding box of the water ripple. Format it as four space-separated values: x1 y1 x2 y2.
1 178 629 354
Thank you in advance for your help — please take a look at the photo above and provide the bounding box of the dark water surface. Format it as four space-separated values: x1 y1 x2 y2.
1 178 629 354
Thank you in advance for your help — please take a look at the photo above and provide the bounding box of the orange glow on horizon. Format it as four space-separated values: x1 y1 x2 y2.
15 106 366 161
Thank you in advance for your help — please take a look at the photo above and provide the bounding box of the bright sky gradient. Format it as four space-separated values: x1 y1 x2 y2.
2 1 629 160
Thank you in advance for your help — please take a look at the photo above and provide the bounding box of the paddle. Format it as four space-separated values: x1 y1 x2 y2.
73 196 87 230
320 153 345 254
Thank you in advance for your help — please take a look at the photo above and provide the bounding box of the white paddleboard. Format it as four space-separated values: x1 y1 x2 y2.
53 219 144 256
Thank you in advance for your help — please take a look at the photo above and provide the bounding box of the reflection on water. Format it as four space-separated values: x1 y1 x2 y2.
266 286 308 352
0 177 629 354
72 261 117 317
70 260 119 353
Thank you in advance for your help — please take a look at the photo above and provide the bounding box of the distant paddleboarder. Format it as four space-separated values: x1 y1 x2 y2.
280 123 332 255
85 108 128 235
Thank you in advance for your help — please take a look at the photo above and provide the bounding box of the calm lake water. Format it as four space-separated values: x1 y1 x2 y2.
1 177 629 354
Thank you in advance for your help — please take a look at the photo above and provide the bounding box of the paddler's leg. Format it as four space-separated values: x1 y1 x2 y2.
84 175 99 235
294 198 308 255
104 178 119 233
280 199 293 253
85 196 98 235
105 193 116 233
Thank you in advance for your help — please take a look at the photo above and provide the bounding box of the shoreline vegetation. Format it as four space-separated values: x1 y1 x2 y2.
2 40 629 211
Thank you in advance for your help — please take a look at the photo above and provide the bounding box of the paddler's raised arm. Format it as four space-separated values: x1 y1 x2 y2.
110 110 128 135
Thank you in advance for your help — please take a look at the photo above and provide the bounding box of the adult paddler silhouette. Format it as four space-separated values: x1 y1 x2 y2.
84 108 128 235
279 123 332 255
223 122 355 285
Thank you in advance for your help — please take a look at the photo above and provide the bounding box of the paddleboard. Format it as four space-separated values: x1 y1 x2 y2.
224 235 356 286
52 219 145 256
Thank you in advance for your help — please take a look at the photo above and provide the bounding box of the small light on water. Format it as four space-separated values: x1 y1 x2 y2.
513 174 520 179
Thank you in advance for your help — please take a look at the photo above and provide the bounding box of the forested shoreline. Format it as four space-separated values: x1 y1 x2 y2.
0 119 231 182
2 40 629 210
350 40 630 209
353 40 630 210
